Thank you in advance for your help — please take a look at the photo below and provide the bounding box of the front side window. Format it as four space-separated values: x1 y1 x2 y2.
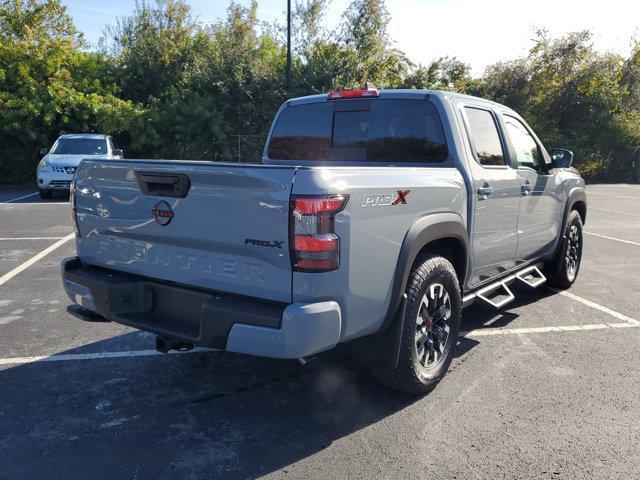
267 99 448 163
464 107 505 166
504 116 542 170
51 138 107 155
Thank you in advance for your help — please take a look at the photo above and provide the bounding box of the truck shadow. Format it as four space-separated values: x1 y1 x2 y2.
2 287 555 479
462 286 558 332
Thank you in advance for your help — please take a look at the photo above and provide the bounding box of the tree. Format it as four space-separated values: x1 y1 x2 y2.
2 0 640 183
0 0 140 183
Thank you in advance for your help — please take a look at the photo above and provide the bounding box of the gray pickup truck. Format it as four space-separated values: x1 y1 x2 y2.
61 88 586 394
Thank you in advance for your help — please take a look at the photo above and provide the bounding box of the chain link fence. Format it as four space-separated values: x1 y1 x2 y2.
232 135 267 163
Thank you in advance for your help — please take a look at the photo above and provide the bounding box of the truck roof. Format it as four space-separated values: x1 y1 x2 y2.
287 89 508 110
58 133 108 140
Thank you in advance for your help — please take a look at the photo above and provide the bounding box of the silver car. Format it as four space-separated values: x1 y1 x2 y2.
36 134 123 198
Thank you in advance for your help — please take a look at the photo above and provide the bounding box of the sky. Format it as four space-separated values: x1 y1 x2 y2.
63 0 640 75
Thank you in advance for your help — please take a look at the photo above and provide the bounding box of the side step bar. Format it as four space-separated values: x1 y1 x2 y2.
515 265 546 289
463 264 547 309
476 281 515 309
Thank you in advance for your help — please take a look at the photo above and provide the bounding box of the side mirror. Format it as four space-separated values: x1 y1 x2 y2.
113 149 123 157
551 148 573 168
40 148 49 156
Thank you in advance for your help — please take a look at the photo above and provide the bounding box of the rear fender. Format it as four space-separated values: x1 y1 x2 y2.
350 212 469 369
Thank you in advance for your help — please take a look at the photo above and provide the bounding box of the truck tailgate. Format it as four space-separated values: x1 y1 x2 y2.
73 160 295 303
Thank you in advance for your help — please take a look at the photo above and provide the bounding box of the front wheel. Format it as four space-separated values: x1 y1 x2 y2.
371 254 461 395
546 209 583 289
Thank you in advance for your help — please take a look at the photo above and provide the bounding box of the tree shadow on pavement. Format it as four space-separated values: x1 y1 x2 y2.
0 287 557 479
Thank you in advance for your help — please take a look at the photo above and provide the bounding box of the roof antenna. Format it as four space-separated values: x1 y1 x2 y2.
364 82 378 91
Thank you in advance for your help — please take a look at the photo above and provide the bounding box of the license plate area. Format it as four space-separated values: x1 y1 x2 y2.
120 282 207 340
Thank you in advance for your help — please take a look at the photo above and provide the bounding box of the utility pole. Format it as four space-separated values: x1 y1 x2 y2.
286 0 291 97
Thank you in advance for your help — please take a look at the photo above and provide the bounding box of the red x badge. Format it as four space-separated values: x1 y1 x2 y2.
392 189 410 206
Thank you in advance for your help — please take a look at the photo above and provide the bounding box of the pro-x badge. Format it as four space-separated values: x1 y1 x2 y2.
362 190 410 208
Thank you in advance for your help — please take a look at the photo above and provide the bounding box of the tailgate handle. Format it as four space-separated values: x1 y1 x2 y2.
135 172 191 198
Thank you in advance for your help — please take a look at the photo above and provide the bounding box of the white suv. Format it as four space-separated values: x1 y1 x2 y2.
36 134 123 198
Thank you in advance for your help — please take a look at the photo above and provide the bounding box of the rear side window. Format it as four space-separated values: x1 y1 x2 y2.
267 99 448 163
464 107 505 166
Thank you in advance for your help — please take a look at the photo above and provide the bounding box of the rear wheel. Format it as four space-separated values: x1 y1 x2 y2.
371 254 461 395
38 188 52 199
546 209 583 289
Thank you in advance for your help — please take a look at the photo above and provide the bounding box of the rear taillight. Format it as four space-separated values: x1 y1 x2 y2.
290 195 348 272
70 181 79 236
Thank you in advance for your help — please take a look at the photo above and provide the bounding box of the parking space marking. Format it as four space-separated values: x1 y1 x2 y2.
590 206 640 217
546 286 640 325
0 233 75 288
2 192 38 203
596 184 640 189
0 202 68 207
0 237 67 241
0 347 214 366
586 191 636 199
1 321 638 366
584 231 640 246
462 322 640 337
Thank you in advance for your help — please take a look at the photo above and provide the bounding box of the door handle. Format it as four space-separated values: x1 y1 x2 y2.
477 184 494 199
135 171 191 198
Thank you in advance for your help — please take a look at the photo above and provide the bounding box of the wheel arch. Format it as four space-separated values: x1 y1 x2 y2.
543 187 587 269
350 212 469 370
382 212 469 332
565 188 587 226
572 199 587 225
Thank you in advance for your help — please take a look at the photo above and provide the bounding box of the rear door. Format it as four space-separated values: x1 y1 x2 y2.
74 160 296 302
461 105 521 285
502 115 562 259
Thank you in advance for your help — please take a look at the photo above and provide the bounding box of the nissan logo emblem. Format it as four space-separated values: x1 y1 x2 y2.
151 200 174 226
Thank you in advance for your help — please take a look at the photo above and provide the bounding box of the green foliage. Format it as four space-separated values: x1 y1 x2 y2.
473 30 640 181
0 0 142 183
1 0 639 183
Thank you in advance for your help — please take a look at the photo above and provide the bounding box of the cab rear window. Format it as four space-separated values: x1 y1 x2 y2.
267 99 448 163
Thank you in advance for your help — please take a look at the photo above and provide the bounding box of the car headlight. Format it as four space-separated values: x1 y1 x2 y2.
37 159 48 172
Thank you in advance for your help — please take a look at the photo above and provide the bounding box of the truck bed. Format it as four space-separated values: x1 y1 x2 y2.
73 159 297 303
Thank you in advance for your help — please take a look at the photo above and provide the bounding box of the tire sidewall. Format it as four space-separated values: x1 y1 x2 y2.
560 211 583 285
404 259 462 386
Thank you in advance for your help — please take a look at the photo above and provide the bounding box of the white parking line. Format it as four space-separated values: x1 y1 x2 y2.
462 322 640 338
0 348 214 366
0 237 67 241
0 202 68 207
590 206 640 217
1 320 638 366
598 184 640 190
0 233 75 288
585 231 640 246
2 286 638 366
586 192 635 199
0 192 38 203
2 192 38 203
546 286 640 325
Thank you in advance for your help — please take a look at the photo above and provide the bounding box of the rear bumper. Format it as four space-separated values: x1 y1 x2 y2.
61 257 341 359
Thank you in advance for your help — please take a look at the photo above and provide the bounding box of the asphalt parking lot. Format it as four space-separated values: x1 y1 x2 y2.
1 184 639 480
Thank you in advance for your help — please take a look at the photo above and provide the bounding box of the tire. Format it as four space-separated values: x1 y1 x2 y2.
39 188 52 199
546 209 583 289
371 254 462 395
